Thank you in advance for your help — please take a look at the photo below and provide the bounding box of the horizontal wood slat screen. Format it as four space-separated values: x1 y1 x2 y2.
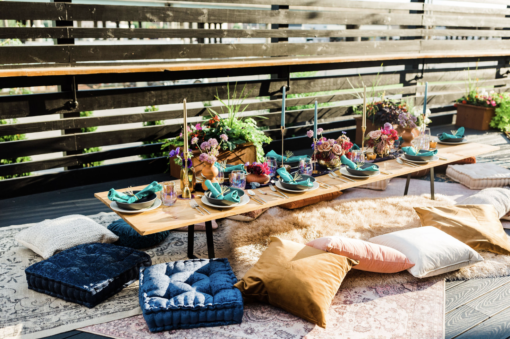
0 0 508 197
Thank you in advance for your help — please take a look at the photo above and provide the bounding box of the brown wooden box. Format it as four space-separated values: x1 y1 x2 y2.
456 104 495 131
169 143 257 178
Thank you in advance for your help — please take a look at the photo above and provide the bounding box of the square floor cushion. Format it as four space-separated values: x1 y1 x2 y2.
446 163 510 189
107 219 169 249
459 188 510 219
139 258 243 332
414 205 510 255
369 226 483 278
25 243 151 308
234 237 358 328
16 215 119 259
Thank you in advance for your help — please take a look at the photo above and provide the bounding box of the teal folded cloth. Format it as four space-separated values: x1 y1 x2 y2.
276 167 313 187
340 155 378 171
214 163 246 173
439 127 465 141
402 147 438 157
204 180 240 203
266 150 309 164
108 181 162 204
349 144 360 152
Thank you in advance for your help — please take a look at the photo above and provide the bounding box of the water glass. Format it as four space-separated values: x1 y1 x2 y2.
230 170 246 189
266 156 278 178
216 170 225 184
421 128 431 151
299 159 313 176
161 181 177 206
351 150 365 165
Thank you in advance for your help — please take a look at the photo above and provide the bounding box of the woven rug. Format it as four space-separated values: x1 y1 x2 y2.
81 279 444 339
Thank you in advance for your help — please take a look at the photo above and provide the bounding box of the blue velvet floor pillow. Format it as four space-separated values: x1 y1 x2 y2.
26 243 151 308
107 219 170 249
139 258 244 332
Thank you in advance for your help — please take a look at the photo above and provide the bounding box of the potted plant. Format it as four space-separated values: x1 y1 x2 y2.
490 92 510 133
308 129 354 169
246 162 271 185
455 88 498 131
398 110 418 147
365 123 399 158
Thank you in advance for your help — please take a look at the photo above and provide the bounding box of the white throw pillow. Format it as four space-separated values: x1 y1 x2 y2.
459 188 510 219
15 215 119 259
369 226 483 278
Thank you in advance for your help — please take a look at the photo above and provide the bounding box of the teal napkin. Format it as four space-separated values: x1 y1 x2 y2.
266 150 309 164
340 155 378 171
276 167 313 187
204 180 240 203
439 127 465 141
214 163 246 173
402 147 438 157
108 181 162 204
349 144 360 152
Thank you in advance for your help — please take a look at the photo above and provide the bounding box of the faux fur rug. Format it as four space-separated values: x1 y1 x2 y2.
223 194 510 288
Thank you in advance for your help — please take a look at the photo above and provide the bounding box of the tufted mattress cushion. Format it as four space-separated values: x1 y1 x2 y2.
107 219 170 249
139 258 243 332
26 243 152 308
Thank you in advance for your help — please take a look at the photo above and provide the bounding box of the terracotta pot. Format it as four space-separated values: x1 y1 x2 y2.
179 167 196 193
456 103 495 131
401 128 415 147
201 163 219 190
246 173 270 185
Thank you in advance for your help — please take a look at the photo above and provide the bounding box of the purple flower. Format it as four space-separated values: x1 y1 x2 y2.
208 138 219 148
317 141 323 146
384 122 392 131
208 155 217 164
191 137 198 144
317 128 324 134
245 162 250 166
307 130 314 138
199 153 209 162
200 141 210 150
342 131 347 134
169 149 176 157
220 134 228 142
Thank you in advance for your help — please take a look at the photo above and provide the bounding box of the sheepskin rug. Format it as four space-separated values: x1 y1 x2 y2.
222 194 510 288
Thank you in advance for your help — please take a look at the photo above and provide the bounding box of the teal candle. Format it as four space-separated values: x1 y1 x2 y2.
423 82 428 115
281 86 286 128
314 100 318 138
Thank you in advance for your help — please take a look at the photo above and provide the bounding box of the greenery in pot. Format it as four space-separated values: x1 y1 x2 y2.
490 92 510 132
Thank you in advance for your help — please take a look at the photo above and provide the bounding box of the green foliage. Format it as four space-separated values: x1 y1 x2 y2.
490 93 510 132
141 106 169 159
80 111 103 167
0 119 31 180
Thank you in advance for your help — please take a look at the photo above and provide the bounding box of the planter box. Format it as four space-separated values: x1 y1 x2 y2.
169 143 257 179
456 104 495 131
354 116 418 146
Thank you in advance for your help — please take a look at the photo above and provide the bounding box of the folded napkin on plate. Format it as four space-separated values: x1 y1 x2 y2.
108 181 162 204
439 127 465 141
402 147 438 157
340 155 378 171
204 180 240 203
266 150 309 164
214 163 246 173
349 143 360 152
276 167 313 187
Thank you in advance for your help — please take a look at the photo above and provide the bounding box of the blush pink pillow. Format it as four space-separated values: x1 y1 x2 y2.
306 236 414 273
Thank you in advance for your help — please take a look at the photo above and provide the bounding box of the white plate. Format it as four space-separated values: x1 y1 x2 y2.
402 155 439 164
275 180 320 193
201 194 250 209
340 167 379 179
437 140 469 145
110 198 162 214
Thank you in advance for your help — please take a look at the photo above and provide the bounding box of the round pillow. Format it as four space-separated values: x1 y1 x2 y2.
107 219 169 249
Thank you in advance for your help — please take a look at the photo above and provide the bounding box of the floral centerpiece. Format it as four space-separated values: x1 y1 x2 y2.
246 162 271 184
365 123 399 157
353 99 409 126
398 110 418 147
307 129 354 169
193 136 227 189
455 89 499 108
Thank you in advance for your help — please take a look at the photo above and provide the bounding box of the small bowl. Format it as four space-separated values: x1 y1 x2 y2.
279 174 316 190
346 164 380 177
437 133 464 143
404 150 435 162
205 187 245 206
116 191 157 210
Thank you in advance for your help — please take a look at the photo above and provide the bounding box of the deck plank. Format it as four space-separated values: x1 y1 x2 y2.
446 280 468 291
445 277 510 313
445 305 489 339
466 281 510 317
455 307 510 339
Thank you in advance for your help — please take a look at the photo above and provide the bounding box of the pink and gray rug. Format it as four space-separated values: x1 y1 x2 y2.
80 279 444 339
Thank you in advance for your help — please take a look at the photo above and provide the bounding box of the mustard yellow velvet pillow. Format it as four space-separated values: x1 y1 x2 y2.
234 237 358 328
414 205 510 255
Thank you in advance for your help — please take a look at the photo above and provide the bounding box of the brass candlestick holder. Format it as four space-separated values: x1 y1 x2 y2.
361 126 366 156
181 152 192 199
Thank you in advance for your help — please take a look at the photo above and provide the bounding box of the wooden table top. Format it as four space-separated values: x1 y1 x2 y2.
95 142 499 236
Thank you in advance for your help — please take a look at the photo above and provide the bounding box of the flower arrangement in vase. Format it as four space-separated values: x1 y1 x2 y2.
168 147 196 192
365 123 399 158
193 135 227 190
246 162 271 185
308 129 353 169
398 111 417 147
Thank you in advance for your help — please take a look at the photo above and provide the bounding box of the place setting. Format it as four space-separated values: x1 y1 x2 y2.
437 127 469 145
107 181 163 214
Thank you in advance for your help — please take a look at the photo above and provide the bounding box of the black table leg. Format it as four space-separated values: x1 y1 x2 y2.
205 220 215 259
404 174 411 196
430 167 435 200
187 224 197 259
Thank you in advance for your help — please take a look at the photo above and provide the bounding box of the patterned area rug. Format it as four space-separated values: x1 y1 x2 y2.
81 279 444 339
0 213 230 339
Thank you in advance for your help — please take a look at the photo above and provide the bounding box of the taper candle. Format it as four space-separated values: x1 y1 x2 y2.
362 85 367 128
423 82 428 115
314 100 318 138
281 86 286 128
183 99 188 155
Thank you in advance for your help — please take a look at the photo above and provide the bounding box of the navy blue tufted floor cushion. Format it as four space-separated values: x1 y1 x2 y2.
25 243 152 308
139 258 243 332
107 219 170 249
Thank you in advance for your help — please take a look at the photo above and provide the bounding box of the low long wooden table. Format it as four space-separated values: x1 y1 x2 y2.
95 142 499 259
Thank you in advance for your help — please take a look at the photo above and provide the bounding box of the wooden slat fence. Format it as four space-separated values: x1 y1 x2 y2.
0 0 509 197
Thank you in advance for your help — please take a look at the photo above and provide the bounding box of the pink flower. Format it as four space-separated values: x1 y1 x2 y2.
191 137 198 144
207 155 217 164
317 142 332 152
487 100 491 105
369 130 382 139
488 96 492 100
195 123 202 130
307 130 314 138
200 141 210 150
328 139 336 145
331 144 343 155
208 138 219 148
187 126 192 133
199 153 209 162
220 134 228 141
179 133 183 138
492 101 497 107
383 122 392 131
317 128 324 134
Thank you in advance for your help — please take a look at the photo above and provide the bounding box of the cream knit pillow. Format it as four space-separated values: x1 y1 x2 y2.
15 215 119 259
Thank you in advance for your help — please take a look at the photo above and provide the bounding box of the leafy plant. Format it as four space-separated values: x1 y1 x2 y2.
490 93 510 132
0 119 31 180
79 111 103 168
141 106 168 159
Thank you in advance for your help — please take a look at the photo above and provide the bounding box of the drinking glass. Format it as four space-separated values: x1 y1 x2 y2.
161 181 177 206
216 170 225 184
266 156 278 178
351 150 365 166
391 139 400 156
421 128 431 151
299 159 313 176
230 170 246 189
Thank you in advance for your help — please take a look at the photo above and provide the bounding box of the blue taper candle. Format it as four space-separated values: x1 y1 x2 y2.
423 82 428 115
314 100 318 138
281 86 286 128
